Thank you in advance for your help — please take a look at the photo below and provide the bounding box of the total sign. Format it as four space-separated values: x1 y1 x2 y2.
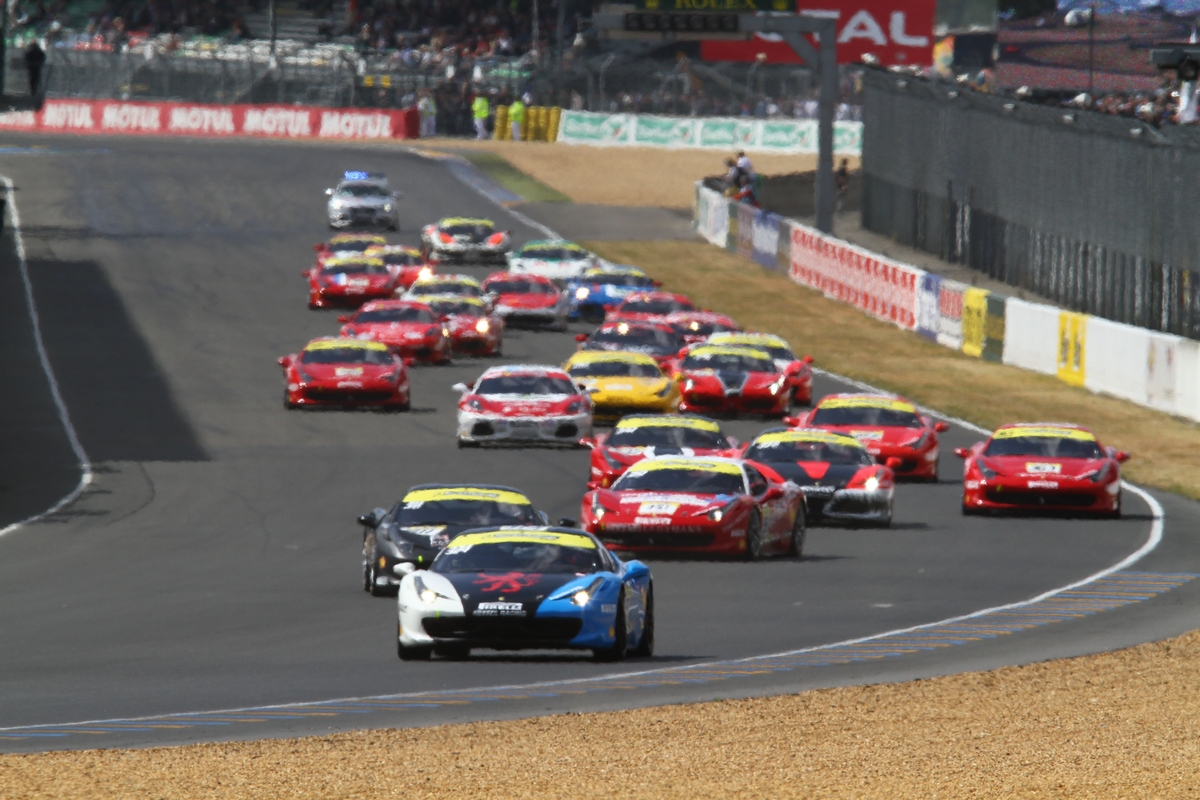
700 0 935 66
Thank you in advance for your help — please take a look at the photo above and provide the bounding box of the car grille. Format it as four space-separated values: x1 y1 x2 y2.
880 457 920 472
554 423 578 438
601 532 716 548
985 489 1097 507
307 389 394 403
423 616 582 641
471 421 495 436
455 339 491 353
595 404 661 418
741 397 780 410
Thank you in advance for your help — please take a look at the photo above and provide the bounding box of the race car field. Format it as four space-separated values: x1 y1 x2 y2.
1 135 1199 782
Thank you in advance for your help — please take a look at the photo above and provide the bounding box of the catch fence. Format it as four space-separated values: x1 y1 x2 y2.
860 68 1200 341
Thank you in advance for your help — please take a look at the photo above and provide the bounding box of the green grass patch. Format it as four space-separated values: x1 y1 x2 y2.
461 152 572 203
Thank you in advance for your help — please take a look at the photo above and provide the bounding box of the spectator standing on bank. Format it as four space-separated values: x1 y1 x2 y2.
418 90 437 138
472 92 489 140
836 158 849 194
736 150 755 179
723 157 743 194
508 95 525 141
734 174 758 207
25 40 46 96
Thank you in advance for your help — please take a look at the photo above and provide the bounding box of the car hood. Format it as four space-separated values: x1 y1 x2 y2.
813 425 926 447
297 362 394 382
495 292 559 309
474 394 576 415
984 456 1108 479
580 376 671 397
758 461 863 488
604 490 730 515
439 571 583 616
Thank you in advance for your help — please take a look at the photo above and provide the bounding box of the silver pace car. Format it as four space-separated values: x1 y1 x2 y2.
453 365 593 448
326 171 400 230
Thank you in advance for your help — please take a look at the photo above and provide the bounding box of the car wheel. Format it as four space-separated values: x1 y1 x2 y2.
434 644 470 660
398 637 432 662
961 496 978 516
788 505 807 558
362 547 372 592
743 509 763 561
593 587 627 662
368 552 392 597
283 389 297 410
927 458 940 482
631 583 654 658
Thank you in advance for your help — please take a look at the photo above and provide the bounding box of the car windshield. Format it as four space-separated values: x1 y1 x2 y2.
415 281 481 297
476 375 576 395
378 252 423 266
443 223 494 239
747 441 873 465
434 541 603 574
354 308 436 324
586 273 653 287
621 298 694 315
520 246 585 261
673 320 737 337
607 426 728 449
589 326 681 353
327 241 375 253
429 300 482 317
682 353 775 372
613 467 744 494
398 499 540 527
486 280 555 295
984 435 1104 459
567 361 662 378
337 184 389 197
323 263 389 276
809 406 923 428
300 347 395 365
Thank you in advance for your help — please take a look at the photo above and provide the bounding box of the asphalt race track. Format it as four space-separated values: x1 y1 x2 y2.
3 135 1200 752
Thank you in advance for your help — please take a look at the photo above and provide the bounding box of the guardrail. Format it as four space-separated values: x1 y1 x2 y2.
695 181 1200 425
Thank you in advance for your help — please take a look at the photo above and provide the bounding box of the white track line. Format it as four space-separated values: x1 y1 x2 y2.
0 176 92 539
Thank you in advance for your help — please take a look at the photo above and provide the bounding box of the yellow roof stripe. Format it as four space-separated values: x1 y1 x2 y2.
992 426 1096 441
304 339 389 352
565 351 660 366
754 429 863 448
615 416 720 432
404 488 531 505
625 458 742 476
687 345 772 360
819 397 917 413
449 529 596 549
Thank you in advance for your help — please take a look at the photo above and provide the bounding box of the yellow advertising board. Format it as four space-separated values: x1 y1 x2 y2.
1057 311 1087 387
961 288 990 358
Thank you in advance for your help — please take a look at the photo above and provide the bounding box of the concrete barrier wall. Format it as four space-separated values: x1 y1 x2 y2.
1002 299 1059 376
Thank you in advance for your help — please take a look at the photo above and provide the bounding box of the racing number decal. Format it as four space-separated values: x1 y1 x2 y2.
473 573 542 593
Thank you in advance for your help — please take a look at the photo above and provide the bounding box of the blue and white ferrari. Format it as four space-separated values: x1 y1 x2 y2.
395 527 653 661
566 266 659 322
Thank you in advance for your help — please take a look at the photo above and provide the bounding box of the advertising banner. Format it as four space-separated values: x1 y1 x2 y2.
751 210 781 269
0 98 414 140
698 0 935 67
960 288 989 358
557 111 863 155
736 202 756 259
789 223 920 330
916 272 941 340
983 293 1007 363
694 185 730 247
936 279 967 351
1057 311 1088 387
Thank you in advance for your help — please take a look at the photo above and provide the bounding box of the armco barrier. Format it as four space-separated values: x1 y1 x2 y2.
916 273 941 341
936 279 968 351
0 98 417 140
1084 317 1149 405
694 185 729 247
1002 299 1059 376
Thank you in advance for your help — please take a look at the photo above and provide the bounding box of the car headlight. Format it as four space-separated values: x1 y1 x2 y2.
905 431 930 449
655 381 674 397
864 476 880 492
426 326 442 338
601 449 626 469
476 319 489 333
565 398 584 414
768 377 786 395
575 287 589 300
684 379 695 392
1085 463 1112 483
466 398 483 412
978 461 997 480
383 203 393 212
706 502 732 521
418 266 433 280
590 493 610 520
413 576 450 605
297 367 316 382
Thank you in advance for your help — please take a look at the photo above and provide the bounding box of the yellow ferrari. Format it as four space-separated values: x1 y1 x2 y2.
563 350 680 420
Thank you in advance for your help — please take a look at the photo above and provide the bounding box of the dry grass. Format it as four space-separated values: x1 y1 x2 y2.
415 138 855 209
585 240 1200 501
6 630 1200 798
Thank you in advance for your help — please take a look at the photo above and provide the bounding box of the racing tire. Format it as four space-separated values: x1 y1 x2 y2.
787 506 807 558
593 587 627 662
362 551 372 592
631 583 654 658
743 509 763 561
434 644 471 660
926 458 941 483
961 497 979 516
457 438 477 449
398 639 432 661
283 389 298 410
368 555 392 597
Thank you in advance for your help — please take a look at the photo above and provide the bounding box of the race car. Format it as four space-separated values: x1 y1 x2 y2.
420 217 511 264
506 239 597 281
401 273 485 302
742 428 896 526
675 345 790 418
954 423 1129 516
358 484 552 596
305 255 397 309
575 322 686 373
563 350 680 421
394 527 652 661
278 338 410 410
583 414 738 490
454 365 593 448
364 245 434 290
336 300 451 364
566 266 659 322
581 456 806 559
707 332 815 406
411 294 504 357
606 291 696 324
325 172 400 230
482 271 569 330
793 393 948 481
665 310 741 345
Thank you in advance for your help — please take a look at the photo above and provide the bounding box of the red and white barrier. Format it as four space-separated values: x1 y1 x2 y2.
0 98 419 140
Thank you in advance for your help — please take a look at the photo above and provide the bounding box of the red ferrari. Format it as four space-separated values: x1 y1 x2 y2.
792 393 947 480
575 321 686 373
279 338 410 410
305 255 397 309
676 344 790 417
313 233 388 267
707 332 814 405
415 294 504 357
364 245 434 290
337 300 451 364
482 271 569 330
665 310 741 345
606 291 696 324
583 413 739 490
955 423 1129 516
580 456 806 559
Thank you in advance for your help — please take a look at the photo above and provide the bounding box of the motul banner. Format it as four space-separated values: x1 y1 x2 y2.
700 0 935 66
0 99 418 139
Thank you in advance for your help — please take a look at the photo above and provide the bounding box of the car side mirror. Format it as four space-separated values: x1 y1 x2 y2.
403 357 415 367
392 190 402 198
934 421 950 433
782 415 801 427
885 457 903 469
325 188 333 196
358 507 386 528
302 270 311 277
393 562 417 577
802 355 814 364
623 561 650 580
953 447 971 458
727 436 740 448
314 243 324 251
337 314 352 323
578 437 596 449
762 486 784 501
678 348 689 359
278 355 294 367
1115 451 1131 463
452 382 469 393
557 517 578 528
574 333 588 342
